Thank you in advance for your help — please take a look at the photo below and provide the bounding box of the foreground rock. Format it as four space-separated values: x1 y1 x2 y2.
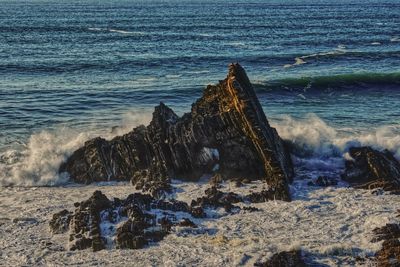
372 216 400 266
60 63 294 201
53 190 198 251
51 186 275 251
255 250 306 267
342 146 400 193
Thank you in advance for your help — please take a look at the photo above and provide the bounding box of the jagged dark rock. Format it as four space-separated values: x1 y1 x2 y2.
255 250 306 267
68 190 111 251
190 186 242 213
246 188 285 203
371 209 400 267
342 146 400 192
372 222 400 267
372 223 400 243
49 209 72 234
375 239 400 267
51 190 204 251
59 63 294 201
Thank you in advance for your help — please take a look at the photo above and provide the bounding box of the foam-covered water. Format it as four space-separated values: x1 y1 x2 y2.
1 179 399 265
1 0 400 185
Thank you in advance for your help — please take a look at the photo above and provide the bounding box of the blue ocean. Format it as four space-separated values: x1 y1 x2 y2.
1 0 399 185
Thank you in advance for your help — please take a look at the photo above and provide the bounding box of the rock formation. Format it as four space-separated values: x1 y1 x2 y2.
58 190 198 251
342 146 400 192
60 63 294 201
52 187 268 251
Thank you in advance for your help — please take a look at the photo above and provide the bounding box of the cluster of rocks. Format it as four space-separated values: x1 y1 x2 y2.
50 186 270 251
59 63 294 201
50 190 198 251
371 211 400 266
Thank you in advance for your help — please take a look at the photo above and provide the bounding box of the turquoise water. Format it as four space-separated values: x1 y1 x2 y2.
1 0 400 185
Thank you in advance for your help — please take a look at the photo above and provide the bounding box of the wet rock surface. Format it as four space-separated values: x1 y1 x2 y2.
51 183 284 251
51 190 201 251
255 250 306 267
372 210 400 267
60 63 294 201
49 209 72 234
342 146 400 192
190 186 242 213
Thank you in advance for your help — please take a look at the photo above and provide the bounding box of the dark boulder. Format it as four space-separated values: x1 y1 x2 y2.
372 223 400 243
371 209 400 267
59 63 294 201
69 190 111 251
246 188 286 203
190 186 242 213
49 209 72 234
310 176 338 187
342 146 400 192
178 218 197 228
375 239 400 267
255 250 306 267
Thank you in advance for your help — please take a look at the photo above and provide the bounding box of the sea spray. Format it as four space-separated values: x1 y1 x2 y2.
1 111 399 186
272 114 400 159
0 111 152 186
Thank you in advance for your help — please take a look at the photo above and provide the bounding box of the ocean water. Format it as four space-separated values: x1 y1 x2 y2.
1 0 400 185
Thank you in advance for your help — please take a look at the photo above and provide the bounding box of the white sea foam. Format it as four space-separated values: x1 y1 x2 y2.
109 29 145 35
272 113 400 159
0 179 398 265
284 48 347 68
0 111 152 186
88 27 145 35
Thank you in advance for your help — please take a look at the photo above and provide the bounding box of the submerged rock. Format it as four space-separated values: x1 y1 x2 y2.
59 63 294 201
308 176 338 187
255 250 306 267
342 146 400 192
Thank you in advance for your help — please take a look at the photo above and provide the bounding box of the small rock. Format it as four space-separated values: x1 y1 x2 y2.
314 176 337 187
178 218 197 228
49 209 72 234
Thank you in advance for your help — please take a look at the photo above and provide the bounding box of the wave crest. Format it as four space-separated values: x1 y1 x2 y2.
273 114 400 160
0 111 152 186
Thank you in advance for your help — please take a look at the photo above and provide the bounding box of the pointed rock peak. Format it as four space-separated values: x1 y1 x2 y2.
227 63 253 91
151 102 178 125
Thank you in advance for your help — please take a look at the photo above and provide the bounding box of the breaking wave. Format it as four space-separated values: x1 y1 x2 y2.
273 114 400 172
0 111 152 187
254 72 400 92
1 111 399 187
